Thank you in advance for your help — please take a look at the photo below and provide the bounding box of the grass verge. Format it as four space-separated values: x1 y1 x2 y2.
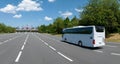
106 33 120 43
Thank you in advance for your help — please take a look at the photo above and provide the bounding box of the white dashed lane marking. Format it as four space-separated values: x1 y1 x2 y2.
44 42 49 46
21 45 25 50
34 35 74 62
37 34 120 58
15 51 22 62
49 46 56 51
0 34 24 45
93 50 103 53
57 52 73 62
111 53 120 56
15 35 29 63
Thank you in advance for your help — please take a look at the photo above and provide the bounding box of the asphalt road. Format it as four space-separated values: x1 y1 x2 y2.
0 33 120 64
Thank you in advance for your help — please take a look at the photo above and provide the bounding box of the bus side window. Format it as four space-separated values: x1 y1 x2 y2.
78 27 92 34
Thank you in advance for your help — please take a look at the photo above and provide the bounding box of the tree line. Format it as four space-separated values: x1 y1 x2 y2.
38 0 120 36
0 23 16 33
38 16 79 34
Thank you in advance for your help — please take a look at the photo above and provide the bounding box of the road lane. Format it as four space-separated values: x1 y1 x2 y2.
34 35 73 62
17 34 74 64
0 33 24 42
15 34 29 63
0 33 26 64
36 33 120 64
0 33 120 64
106 42 120 47
37 33 120 47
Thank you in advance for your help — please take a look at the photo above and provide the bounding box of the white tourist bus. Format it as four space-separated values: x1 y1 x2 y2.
62 26 105 47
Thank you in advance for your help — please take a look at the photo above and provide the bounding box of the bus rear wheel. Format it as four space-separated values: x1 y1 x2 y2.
78 41 82 47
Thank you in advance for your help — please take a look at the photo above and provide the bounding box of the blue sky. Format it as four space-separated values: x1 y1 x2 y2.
0 0 88 28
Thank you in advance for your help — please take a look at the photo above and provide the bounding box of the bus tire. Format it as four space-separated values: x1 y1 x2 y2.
64 38 67 42
78 41 82 47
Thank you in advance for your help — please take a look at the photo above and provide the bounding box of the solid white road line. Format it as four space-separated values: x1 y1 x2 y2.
57 52 73 62
111 53 120 56
93 50 103 53
49 46 56 51
15 51 22 62
106 45 117 47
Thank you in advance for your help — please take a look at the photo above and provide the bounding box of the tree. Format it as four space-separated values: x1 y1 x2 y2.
70 16 79 27
38 25 47 33
81 0 120 35
63 17 70 28
53 17 64 34
0 23 15 33
45 24 55 33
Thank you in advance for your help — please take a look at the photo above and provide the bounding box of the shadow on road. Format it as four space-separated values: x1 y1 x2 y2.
61 40 103 50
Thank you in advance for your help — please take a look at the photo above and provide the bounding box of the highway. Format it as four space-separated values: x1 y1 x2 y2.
0 33 120 64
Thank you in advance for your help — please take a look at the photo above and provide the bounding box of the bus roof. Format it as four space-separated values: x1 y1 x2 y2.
71 25 95 28
73 25 95 28
63 26 95 30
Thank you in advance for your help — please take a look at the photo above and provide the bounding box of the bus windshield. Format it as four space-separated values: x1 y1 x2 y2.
95 26 104 32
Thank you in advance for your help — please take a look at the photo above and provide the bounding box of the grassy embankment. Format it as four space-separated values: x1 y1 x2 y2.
106 33 120 43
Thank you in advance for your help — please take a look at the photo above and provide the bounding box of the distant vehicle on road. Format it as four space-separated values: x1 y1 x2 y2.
62 26 105 47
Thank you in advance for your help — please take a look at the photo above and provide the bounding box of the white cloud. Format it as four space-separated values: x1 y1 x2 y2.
48 0 56 2
0 0 43 14
60 11 73 18
17 0 43 11
0 4 16 14
44 16 53 21
75 8 83 12
13 14 22 18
